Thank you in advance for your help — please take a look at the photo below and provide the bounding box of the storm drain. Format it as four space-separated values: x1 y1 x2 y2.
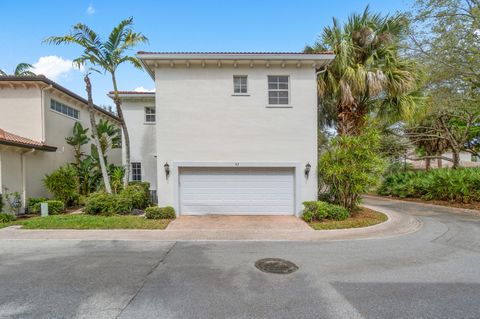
255 258 298 274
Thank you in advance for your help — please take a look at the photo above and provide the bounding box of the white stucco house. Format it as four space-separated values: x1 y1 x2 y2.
117 52 334 216
0 76 122 209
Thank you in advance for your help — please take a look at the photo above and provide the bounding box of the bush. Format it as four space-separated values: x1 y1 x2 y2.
0 213 15 223
121 185 149 209
27 197 48 214
145 206 176 219
83 193 117 216
302 201 349 222
318 130 385 211
378 168 480 202
31 200 65 215
114 194 133 215
43 165 79 206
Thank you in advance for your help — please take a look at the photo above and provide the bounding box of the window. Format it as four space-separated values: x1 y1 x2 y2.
233 75 248 94
145 107 156 123
131 162 142 181
268 75 289 105
50 99 79 119
472 155 479 162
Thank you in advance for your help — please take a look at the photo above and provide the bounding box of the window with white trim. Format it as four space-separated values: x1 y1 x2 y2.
233 75 248 94
50 99 79 119
268 75 289 105
131 162 142 181
145 107 155 123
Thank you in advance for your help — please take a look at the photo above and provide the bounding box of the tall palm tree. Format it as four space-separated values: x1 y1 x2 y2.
44 17 148 187
0 63 36 76
306 7 419 136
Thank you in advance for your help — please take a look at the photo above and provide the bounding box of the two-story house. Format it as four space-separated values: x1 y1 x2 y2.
0 76 122 208
119 52 334 216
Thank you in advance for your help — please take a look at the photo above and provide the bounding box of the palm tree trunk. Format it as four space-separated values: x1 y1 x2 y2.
111 72 131 188
84 74 112 193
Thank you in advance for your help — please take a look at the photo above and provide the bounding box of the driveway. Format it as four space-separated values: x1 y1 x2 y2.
0 197 479 318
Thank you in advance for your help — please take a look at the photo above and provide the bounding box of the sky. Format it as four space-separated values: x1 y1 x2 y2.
0 0 412 107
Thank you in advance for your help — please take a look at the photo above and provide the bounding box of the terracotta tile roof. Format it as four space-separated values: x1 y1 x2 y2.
137 51 334 55
0 128 57 152
108 91 155 95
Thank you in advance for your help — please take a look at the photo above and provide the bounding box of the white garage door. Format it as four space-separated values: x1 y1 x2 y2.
179 167 295 215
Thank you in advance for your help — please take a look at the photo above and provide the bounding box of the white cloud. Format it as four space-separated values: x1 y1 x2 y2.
32 56 82 80
134 86 155 92
86 4 95 15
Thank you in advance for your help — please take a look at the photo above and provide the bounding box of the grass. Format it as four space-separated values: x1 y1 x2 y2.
0 214 171 230
308 207 387 230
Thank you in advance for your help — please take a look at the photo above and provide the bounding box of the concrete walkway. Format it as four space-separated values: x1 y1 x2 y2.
0 198 423 241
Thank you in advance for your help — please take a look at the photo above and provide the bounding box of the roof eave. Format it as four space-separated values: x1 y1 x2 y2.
0 141 57 152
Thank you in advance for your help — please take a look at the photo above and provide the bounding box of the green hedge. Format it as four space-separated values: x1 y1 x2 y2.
31 200 65 215
83 185 150 216
145 206 176 219
27 197 48 213
302 201 350 222
0 213 15 223
378 168 480 202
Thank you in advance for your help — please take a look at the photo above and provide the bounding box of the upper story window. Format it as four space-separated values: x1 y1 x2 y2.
233 75 248 94
268 75 289 105
131 162 142 181
50 99 79 119
145 107 156 123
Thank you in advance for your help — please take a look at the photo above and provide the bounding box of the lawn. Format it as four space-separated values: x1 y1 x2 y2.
308 207 387 230
0 214 171 230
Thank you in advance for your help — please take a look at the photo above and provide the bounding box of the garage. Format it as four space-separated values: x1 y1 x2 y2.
179 167 295 215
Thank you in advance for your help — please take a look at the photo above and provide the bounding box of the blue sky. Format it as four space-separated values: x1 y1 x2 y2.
0 0 411 107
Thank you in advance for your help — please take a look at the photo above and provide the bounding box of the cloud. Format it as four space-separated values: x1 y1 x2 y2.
86 4 95 15
134 86 155 92
32 56 82 80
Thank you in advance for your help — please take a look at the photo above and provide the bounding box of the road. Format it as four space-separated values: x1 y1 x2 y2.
0 197 479 318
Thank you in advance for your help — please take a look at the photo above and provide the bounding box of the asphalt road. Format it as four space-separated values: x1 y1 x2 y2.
0 198 479 319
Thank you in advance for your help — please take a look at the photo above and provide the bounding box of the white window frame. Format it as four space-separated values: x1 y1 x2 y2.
145 107 156 123
131 162 142 181
50 99 80 120
233 75 248 95
267 75 290 106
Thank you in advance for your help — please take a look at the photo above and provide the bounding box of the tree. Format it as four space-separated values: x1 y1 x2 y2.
0 63 36 76
96 119 122 158
305 7 419 136
44 18 148 187
66 122 90 165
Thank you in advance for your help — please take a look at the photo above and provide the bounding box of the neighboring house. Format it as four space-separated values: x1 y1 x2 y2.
107 91 157 198
0 76 122 209
121 52 334 216
407 151 480 169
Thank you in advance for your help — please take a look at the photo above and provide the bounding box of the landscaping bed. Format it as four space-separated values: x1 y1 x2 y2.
308 207 388 230
375 195 480 212
1 214 171 230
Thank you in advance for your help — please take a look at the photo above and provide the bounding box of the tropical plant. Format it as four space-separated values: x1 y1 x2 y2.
318 130 386 211
0 63 36 76
2 188 22 215
109 165 125 194
66 122 90 165
0 213 15 223
305 7 419 135
43 165 79 205
96 119 121 158
44 17 149 187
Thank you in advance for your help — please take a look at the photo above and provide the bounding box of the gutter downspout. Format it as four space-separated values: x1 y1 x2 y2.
40 85 53 142
21 149 36 210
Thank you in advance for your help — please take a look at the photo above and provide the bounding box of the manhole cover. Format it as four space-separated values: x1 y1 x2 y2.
255 258 298 274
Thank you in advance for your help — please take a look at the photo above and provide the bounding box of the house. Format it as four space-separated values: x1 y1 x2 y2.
406 151 480 169
117 52 334 216
0 76 122 209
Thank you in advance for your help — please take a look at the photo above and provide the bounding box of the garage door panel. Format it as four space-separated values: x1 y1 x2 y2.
179 167 294 215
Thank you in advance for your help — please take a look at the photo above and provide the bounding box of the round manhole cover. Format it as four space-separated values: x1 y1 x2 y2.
255 258 298 274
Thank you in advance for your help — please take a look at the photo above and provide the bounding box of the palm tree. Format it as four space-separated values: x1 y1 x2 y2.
66 122 90 165
44 17 148 187
0 63 36 76
305 7 418 136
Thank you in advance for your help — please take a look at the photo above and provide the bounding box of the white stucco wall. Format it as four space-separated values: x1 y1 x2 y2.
120 97 157 190
154 65 318 214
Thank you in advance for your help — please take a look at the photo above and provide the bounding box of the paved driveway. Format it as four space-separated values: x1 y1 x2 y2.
0 197 479 318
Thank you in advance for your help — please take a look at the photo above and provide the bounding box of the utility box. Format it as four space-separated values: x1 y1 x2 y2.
40 203 49 217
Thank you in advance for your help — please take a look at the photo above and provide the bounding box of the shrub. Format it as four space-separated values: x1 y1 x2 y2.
120 184 149 209
0 213 15 223
114 194 133 215
0 193 3 213
32 200 65 215
128 182 151 205
145 206 176 219
43 165 79 206
302 201 349 222
378 168 480 202
318 130 385 211
83 193 117 216
27 197 48 214
2 188 22 215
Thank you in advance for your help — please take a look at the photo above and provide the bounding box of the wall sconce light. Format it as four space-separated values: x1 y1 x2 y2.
305 163 311 178
164 162 170 178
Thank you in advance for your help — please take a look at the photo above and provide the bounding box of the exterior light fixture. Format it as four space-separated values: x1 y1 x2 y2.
305 163 311 177
164 162 170 178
